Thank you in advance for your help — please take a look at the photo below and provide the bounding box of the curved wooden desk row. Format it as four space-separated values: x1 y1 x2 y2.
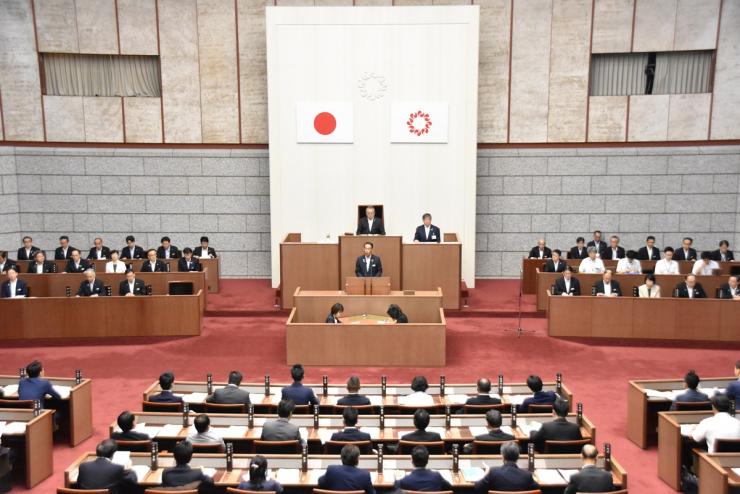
0 291 202 339
696 452 740 494
547 294 740 341
13 258 220 293
0 408 54 488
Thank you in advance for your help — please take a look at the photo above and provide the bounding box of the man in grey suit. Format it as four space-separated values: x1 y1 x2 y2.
261 399 303 444
206 370 250 407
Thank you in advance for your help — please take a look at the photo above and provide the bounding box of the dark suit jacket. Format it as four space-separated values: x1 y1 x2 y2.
528 247 552 259
1 278 27 298
237 479 283 493
55 246 76 260
400 429 442 442
569 246 588 260
675 282 706 298
17 246 40 261
712 249 735 262
18 377 61 401
603 246 625 260
119 279 147 296
337 394 371 406
355 255 383 277
719 283 740 299
671 388 710 410
65 259 90 273
148 390 182 403
518 390 558 413
27 261 55 273
0 259 17 274
474 429 515 442
162 464 214 488
564 466 616 494
554 276 581 296
156 245 181 259
414 225 441 243
530 417 583 452
474 462 539 493
465 394 502 405
587 241 607 257
637 246 661 261
206 385 251 406
193 246 217 258
111 430 150 441
396 468 452 492
120 245 145 259
674 248 698 261
281 382 319 405
544 259 566 272
87 246 112 260
356 217 385 235
178 258 201 272
318 464 375 494
593 279 622 296
77 279 108 297
77 457 137 492
726 381 740 410
330 427 372 442
326 314 342 324
141 260 167 272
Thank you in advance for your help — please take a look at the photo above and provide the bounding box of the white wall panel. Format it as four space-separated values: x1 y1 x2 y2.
710 0 740 139
588 96 627 142
591 0 633 53
83 97 123 142
123 97 162 142
628 95 669 142
34 0 79 53
75 0 118 54
633 0 676 52
674 0 720 51
117 0 158 55
667 94 710 141
44 96 85 142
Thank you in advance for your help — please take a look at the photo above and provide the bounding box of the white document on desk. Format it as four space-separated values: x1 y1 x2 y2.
507 395 530 406
439 469 454 484
558 469 580 482
461 467 484 482
446 394 469 405
732 467 740 476
427 427 446 437
226 425 248 437
369 395 383 406
299 427 309 442
469 426 488 437
52 385 71 399
202 467 217 478
308 469 326 484
182 392 208 404
111 451 130 466
1 422 26 434
535 469 565 484
131 465 150 482
2 385 18 396
680 424 696 437
277 469 301 484
158 423 183 437
361 426 379 438
318 429 335 444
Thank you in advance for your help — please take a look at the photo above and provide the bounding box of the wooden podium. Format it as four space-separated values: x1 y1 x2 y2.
344 276 391 295
339 235 402 290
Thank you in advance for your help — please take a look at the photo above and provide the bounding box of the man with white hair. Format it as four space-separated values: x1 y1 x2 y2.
578 246 605 273
76 269 107 297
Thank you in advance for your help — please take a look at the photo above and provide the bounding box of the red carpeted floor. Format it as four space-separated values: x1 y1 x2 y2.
2 279 738 493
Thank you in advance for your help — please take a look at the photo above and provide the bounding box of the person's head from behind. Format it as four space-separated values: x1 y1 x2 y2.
712 394 732 413
411 445 429 468
553 398 569 418
485 410 503 429
411 376 429 393
526 375 543 393
26 360 43 378
249 455 269 485
581 444 598 465
365 206 375 220
159 371 175 391
278 399 295 418
501 441 519 463
664 246 674 260
346 375 361 394
117 411 136 432
422 213 432 226
342 407 359 427
684 370 700 390
363 242 373 257
477 378 491 395
228 370 243 386
387 304 403 320
644 274 656 288
194 413 210 433
96 439 118 459
291 364 305 382
331 303 344 316
174 440 194 465
413 409 431 431
341 444 360 467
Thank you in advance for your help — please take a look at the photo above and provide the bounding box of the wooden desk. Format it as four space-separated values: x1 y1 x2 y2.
547 295 740 341
287 288 445 366
340 314 394 324
65 452 626 490
402 234 461 309
280 234 339 308
340 235 402 291
0 408 54 488
627 377 734 448
0 292 202 339
696 451 740 494
657 410 713 490
0 375 93 446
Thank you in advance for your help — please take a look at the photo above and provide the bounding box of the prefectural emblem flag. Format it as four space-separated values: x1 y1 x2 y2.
390 102 449 143
296 102 353 143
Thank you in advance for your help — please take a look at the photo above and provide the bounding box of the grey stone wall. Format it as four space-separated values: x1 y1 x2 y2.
0 147 20 249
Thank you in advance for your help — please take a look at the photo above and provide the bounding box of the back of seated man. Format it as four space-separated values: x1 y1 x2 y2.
564 444 615 494
530 398 582 452
77 439 137 493
281 364 319 405
690 394 740 453
465 378 502 405
111 411 149 441
474 441 539 493
148 371 182 403
64 249 90 273
330 407 372 442
463 410 515 453
261 399 302 443
337 375 371 406
676 274 707 299
671 370 710 410
162 440 214 488
518 375 557 413
187 413 226 451
318 444 375 494
399 375 434 406
396 445 452 492
206 370 251 406
178 248 201 272
401 409 441 442
19 360 61 404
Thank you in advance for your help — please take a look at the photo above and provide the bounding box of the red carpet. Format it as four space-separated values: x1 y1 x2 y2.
1 279 737 493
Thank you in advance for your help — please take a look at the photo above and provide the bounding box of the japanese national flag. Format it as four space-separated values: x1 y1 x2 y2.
296 102 353 143
390 102 449 143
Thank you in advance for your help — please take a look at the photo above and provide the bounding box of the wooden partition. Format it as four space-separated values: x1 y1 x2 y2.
402 233 461 309
339 235 402 290
279 233 339 308
696 452 740 494
657 410 713 490
0 409 54 487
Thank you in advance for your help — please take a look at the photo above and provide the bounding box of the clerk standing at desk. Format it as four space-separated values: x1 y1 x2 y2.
414 213 440 243
355 242 383 277
356 206 385 235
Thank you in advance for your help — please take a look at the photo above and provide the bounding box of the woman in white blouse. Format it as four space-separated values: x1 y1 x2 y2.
638 274 661 298
105 250 128 273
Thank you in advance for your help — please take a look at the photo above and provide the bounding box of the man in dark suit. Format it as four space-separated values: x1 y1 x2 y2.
281 364 319 405
355 242 383 277
54 235 76 260
27 251 54 273
76 440 137 493
569 237 588 260
712 240 735 262
675 274 706 298
564 444 616 494
193 236 218 258
518 375 557 413
17 236 40 261
1 267 27 298
604 235 625 260
719 275 740 299
206 370 250 407
162 440 214 488
396 445 452 492
18 360 62 403
356 206 385 235
156 236 181 259
337 376 371 407
148 372 183 403
64 249 90 273
530 398 582 452
465 378 502 406
587 231 606 258
111 411 150 441
474 441 539 493
119 270 147 296
318 444 375 494
544 249 566 272
0 251 16 274
261 399 303 443
141 249 167 272
674 237 698 261
88 237 111 260
670 370 710 410
178 248 201 272
120 235 145 260
76 269 107 297
528 239 552 259
400 409 441 442
593 269 621 297
463 410 515 453
554 266 581 296
330 407 372 442
637 235 661 261
413 213 441 243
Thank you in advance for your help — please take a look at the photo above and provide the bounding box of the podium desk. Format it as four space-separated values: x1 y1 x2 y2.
279 233 339 308
0 408 54 487
341 314 394 324
696 452 740 494
657 410 713 490
339 235 402 291
402 233 461 309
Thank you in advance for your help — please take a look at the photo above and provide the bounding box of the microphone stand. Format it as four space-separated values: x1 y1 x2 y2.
504 267 535 337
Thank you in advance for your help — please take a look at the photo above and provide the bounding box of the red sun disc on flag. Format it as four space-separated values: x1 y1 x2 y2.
407 110 432 136
314 112 337 135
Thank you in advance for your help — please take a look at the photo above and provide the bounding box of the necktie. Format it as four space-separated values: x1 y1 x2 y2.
113 264 117 272
648 288 651 297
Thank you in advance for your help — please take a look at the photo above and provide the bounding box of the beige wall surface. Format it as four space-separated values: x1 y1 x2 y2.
0 0 738 144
